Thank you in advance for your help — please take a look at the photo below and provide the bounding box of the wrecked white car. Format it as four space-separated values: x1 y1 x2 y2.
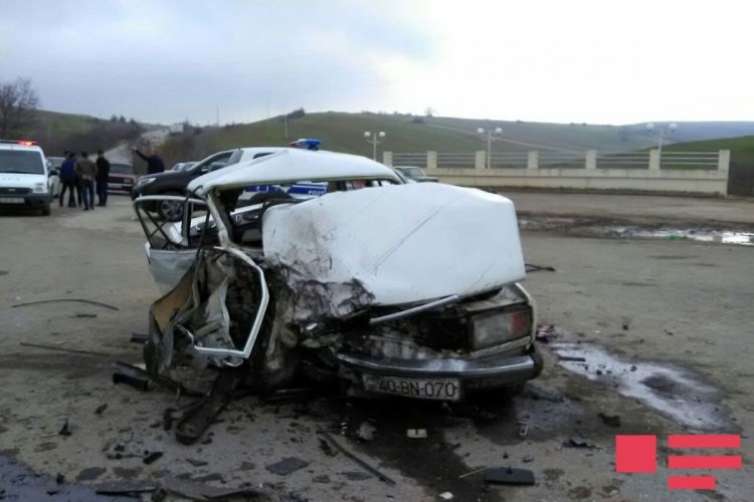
134 149 541 422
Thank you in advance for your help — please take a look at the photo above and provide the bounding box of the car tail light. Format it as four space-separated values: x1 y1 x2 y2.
470 306 532 350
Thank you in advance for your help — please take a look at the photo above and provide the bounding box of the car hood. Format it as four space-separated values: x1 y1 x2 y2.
0 173 46 187
261 182 525 307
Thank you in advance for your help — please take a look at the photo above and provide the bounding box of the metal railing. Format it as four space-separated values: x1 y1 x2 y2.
659 151 719 170
597 152 651 169
437 152 476 168
387 150 725 171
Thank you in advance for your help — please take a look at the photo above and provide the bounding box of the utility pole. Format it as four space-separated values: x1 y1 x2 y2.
646 122 678 166
364 131 386 161
477 127 503 168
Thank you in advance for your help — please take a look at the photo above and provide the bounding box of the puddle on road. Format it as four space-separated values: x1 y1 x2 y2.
592 226 754 246
520 218 754 247
0 454 129 501
551 342 730 430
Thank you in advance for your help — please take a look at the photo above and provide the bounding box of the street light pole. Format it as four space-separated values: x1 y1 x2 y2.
477 127 503 169
646 122 677 165
364 131 386 161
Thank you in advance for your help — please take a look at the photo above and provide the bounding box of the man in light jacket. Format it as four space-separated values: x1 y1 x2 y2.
75 151 97 211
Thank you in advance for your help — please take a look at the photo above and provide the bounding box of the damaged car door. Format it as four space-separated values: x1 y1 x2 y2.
134 195 210 293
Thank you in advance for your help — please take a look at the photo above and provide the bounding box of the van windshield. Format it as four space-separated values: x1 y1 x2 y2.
0 150 44 174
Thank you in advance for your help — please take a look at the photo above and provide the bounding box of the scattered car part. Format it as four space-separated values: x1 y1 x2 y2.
12 298 119 310
318 431 396 485
484 467 535 486
20 342 112 358
406 428 428 439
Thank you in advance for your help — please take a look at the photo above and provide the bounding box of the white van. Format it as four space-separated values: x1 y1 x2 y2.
0 140 52 215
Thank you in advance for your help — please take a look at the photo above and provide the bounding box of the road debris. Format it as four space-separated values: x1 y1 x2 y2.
318 437 337 457
112 363 152 391
94 403 108 415
524 383 565 403
130 332 149 344
12 298 119 311
71 312 97 318
143 451 163 465
525 263 556 273
598 413 621 427
58 419 72 437
355 421 377 442
458 466 488 479
319 431 396 485
175 369 243 445
20 342 112 358
484 467 535 486
439 492 454 500
558 355 586 362
94 480 158 497
406 428 428 439
563 437 596 449
265 457 310 476
535 324 560 343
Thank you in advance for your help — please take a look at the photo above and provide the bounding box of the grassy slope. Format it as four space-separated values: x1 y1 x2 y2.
166 112 661 166
665 136 754 165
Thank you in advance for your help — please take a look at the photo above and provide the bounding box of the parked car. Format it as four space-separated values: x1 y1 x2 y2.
134 149 540 414
108 162 138 193
0 140 52 215
394 165 438 182
132 147 285 221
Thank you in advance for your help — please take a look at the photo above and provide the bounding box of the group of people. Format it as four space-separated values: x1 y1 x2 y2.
58 150 111 210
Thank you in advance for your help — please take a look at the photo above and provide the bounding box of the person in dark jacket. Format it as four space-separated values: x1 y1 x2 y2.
95 149 111 206
58 152 78 207
132 147 165 174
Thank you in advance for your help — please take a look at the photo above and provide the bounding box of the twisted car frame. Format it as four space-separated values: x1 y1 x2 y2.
134 149 542 406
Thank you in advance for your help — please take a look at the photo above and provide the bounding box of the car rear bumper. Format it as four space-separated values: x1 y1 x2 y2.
108 182 133 193
0 193 51 207
336 344 543 397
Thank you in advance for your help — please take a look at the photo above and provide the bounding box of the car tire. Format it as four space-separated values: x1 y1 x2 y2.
157 192 184 222
41 203 51 216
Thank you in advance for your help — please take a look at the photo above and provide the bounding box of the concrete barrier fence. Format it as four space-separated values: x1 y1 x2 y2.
385 149 731 196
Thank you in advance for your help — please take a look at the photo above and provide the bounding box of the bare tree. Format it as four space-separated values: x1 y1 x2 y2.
0 78 39 137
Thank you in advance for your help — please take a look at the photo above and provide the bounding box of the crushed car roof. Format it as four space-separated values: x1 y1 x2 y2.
187 149 399 196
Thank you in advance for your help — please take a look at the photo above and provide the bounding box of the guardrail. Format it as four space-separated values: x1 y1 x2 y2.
383 149 730 196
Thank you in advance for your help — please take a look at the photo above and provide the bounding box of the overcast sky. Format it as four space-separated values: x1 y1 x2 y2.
1 0 751 125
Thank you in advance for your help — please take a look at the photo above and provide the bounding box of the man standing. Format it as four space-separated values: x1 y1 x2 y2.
58 151 78 207
132 147 165 174
75 151 97 211
95 149 111 206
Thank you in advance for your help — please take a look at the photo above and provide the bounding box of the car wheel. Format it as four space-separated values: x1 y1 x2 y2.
158 194 184 222
41 203 51 216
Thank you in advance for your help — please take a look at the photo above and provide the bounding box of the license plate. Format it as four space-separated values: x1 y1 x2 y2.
362 374 461 401
1 197 24 204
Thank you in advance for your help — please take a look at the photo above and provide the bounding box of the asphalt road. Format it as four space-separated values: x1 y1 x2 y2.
0 196 752 501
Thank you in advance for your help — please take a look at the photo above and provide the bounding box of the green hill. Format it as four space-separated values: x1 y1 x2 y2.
11 109 148 156
665 136 754 166
160 111 665 165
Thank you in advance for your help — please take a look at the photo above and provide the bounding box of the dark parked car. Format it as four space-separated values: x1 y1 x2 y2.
132 147 283 221
108 162 138 193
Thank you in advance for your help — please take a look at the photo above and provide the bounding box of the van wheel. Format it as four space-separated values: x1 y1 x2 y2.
41 203 51 216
